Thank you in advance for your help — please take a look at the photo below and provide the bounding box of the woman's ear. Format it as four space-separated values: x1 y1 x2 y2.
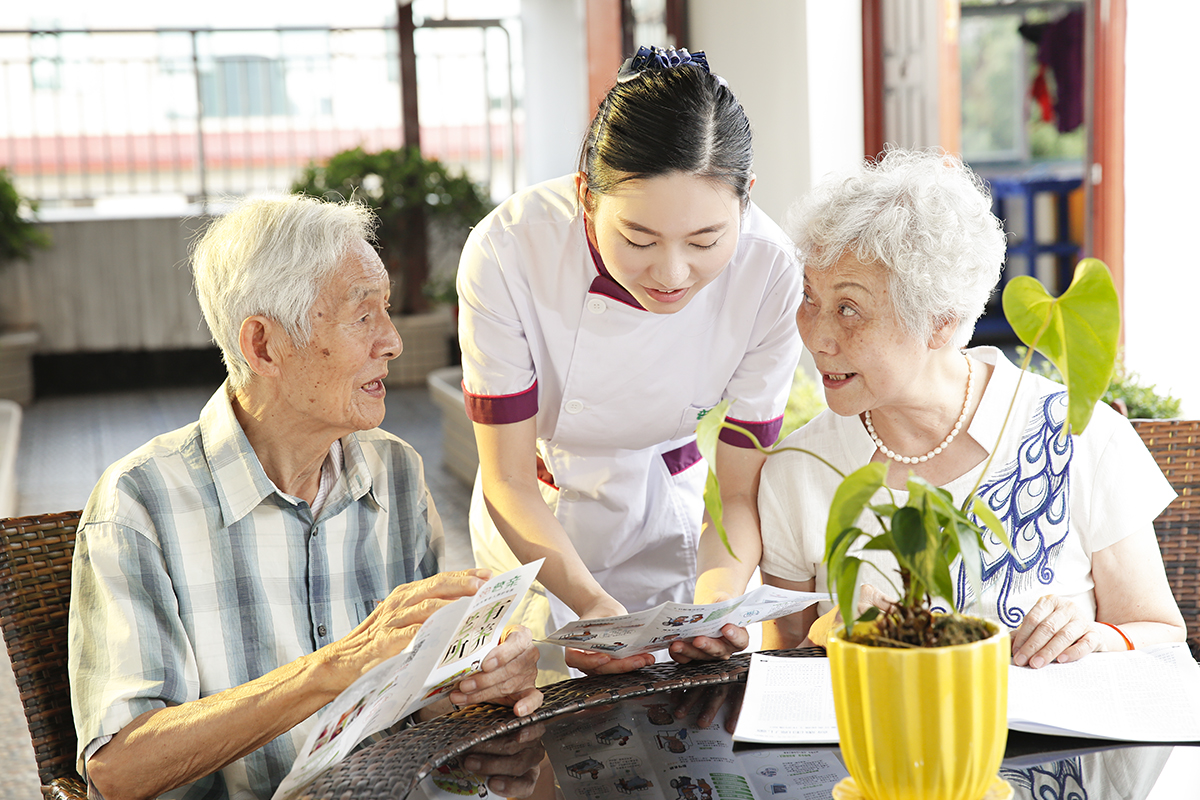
928 315 959 350
574 172 591 212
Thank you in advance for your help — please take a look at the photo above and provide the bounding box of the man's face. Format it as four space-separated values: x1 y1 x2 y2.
276 238 401 438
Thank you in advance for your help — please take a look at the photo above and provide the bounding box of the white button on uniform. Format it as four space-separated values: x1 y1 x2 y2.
565 399 585 414
587 298 606 314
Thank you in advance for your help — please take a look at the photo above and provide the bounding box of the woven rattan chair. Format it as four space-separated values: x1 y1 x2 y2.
1132 419 1200 653
0 510 86 800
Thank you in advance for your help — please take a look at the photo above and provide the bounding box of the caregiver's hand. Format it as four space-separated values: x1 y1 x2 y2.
670 683 746 733
668 623 749 664
564 597 656 675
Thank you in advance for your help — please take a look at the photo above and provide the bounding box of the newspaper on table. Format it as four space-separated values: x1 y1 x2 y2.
732 642 1200 745
540 585 825 658
272 559 544 800
544 694 849 800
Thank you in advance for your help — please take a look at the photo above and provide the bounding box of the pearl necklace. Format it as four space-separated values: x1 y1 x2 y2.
864 356 974 465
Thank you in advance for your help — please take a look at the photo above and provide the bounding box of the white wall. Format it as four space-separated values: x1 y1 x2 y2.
1123 2 1200 416
689 0 863 228
520 0 591 184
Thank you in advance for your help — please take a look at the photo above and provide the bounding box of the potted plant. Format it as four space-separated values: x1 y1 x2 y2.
293 147 493 384
698 259 1120 800
0 167 52 405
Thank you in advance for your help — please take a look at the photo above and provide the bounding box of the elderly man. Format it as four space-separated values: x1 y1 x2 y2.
68 195 543 800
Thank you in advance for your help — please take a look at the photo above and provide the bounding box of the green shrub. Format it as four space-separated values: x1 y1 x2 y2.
0 168 51 265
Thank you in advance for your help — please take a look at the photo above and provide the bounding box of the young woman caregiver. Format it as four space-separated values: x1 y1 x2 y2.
457 46 803 682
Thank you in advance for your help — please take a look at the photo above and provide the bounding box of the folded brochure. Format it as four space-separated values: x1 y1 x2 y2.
541 585 825 658
272 559 544 800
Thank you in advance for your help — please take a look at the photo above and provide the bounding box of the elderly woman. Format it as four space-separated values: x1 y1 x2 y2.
759 148 1185 668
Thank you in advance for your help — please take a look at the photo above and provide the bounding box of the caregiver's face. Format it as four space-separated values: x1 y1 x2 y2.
581 171 745 314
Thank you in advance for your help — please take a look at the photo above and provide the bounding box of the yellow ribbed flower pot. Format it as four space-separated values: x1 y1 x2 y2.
828 620 1009 800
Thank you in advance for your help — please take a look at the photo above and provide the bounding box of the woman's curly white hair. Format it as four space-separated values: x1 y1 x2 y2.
788 148 1007 349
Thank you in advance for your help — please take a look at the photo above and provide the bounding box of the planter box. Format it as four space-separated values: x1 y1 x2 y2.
427 366 478 487
385 308 455 387
0 329 38 406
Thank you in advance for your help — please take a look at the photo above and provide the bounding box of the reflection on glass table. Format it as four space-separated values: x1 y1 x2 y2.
295 650 1200 800
532 694 1198 800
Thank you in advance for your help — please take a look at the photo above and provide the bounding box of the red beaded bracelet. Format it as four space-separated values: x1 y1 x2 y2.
1098 621 1134 651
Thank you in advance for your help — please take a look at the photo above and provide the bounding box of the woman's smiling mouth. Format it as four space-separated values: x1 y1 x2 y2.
645 286 689 303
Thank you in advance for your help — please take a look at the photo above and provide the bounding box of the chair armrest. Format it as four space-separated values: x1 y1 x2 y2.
46 775 88 800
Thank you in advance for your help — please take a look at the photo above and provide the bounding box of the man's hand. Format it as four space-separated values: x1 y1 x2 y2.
459 723 546 797
448 625 543 716
327 570 492 688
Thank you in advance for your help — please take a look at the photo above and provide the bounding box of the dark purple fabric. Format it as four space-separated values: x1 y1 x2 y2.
662 441 702 476
1038 9 1084 134
587 241 644 309
719 415 784 450
462 379 538 424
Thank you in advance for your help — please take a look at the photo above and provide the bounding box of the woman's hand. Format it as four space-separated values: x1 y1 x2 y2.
667 623 749 664
448 625 543 716
564 597 657 675
1010 595 1108 668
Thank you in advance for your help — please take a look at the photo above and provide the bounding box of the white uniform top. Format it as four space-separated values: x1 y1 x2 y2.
458 175 803 629
759 346 1176 629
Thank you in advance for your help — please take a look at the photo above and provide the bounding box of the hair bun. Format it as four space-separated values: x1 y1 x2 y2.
616 45 711 84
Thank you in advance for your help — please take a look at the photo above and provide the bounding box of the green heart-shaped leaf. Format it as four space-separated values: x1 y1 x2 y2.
701 468 732 558
696 398 732 468
1002 258 1119 434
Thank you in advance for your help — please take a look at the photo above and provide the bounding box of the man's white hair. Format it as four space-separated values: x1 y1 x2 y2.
191 194 377 390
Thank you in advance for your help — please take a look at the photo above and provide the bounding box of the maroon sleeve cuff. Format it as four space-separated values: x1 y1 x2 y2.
462 380 539 425
719 415 784 449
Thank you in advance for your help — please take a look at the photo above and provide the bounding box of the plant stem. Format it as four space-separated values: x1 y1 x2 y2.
718 421 849 479
959 317 1052 513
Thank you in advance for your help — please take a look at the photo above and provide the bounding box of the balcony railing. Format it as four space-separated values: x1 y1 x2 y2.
0 21 522 214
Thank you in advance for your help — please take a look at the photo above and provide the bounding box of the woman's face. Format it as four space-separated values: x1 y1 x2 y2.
580 171 746 314
796 253 937 418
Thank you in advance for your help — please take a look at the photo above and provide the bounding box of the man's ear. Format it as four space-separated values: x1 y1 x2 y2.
238 315 287 378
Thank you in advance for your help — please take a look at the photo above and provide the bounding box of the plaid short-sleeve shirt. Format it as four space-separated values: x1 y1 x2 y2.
68 384 443 799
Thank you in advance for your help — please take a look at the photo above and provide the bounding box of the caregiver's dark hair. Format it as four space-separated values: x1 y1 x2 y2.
578 47 753 209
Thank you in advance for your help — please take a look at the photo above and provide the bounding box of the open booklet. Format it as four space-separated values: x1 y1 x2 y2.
732 642 1200 744
540 585 825 658
543 695 850 800
271 559 544 800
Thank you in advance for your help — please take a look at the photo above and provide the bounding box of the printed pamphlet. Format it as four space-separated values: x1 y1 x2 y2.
541 585 825 658
271 559 544 800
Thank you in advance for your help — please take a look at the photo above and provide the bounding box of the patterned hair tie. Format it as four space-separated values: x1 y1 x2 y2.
616 45 711 84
